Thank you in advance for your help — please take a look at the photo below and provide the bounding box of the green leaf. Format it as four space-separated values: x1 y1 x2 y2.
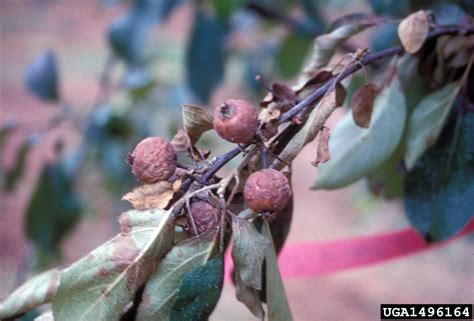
368 0 409 18
404 82 461 170
169 257 224 321
186 10 228 103
108 9 151 66
235 272 264 320
367 142 404 199
210 0 245 21
275 35 313 79
232 216 270 290
0 269 60 319
52 209 174 321
181 104 214 144
262 222 293 321
4 135 36 191
313 76 406 189
404 112 474 241
136 231 218 320
24 50 59 102
25 163 82 254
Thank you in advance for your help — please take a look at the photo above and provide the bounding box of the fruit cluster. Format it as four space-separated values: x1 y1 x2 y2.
127 99 291 235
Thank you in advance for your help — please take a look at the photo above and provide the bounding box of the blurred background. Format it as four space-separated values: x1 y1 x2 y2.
0 0 473 320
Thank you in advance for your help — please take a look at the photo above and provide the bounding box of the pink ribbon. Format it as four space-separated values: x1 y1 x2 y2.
225 218 474 281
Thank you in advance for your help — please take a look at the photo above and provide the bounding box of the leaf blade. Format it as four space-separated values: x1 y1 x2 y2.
313 76 406 189
52 209 174 321
262 222 293 321
136 231 218 320
0 269 60 319
404 82 460 170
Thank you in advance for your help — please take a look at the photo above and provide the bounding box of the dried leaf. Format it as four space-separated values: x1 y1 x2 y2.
171 129 191 153
274 88 339 169
181 104 214 144
350 83 380 128
262 222 293 321
136 231 218 320
52 209 174 321
398 10 429 54
0 269 60 319
231 216 271 290
335 83 347 107
312 126 331 167
273 83 297 102
298 14 383 87
122 181 174 210
172 178 182 193
294 70 333 93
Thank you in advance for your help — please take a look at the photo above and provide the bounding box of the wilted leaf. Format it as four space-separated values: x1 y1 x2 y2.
275 88 339 168
182 104 214 144
52 209 174 321
235 272 264 320
136 231 218 320
26 163 82 254
312 126 330 167
405 112 474 241
293 70 333 95
275 35 313 79
405 82 460 170
25 50 59 101
171 129 191 153
273 83 297 103
122 181 174 210
397 10 429 54
186 11 228 103
350 83 380 128
299 14 384 84
169 257 224 321
262 222 293 321
232 216 270 290
314 76 406 189
328 13 389 31
4 135 36 191
0 269 60 319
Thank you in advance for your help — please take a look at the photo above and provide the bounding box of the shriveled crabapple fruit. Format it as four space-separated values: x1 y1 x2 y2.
185 200 221 236
127 136 177 184
244 168 291 213
213 99 259 144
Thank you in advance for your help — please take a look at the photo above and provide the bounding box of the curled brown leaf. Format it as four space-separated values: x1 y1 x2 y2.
122 182 174 210
398 10 430 54
171 129 191 153
312 126 331 167
351 83 380 128
181 104 214 144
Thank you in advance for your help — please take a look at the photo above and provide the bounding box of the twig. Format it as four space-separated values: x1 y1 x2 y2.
193 24 474 187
